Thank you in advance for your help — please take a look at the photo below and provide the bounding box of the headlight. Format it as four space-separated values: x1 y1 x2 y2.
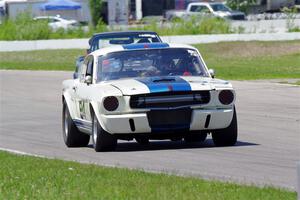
103 96 119 111
218 90 234 105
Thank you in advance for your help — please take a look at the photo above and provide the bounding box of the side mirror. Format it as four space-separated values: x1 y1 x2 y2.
86 49 91 55
84 75 92 84
208 69 215 78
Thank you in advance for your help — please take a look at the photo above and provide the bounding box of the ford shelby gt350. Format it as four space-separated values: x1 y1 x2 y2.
62 42 237 151
74 31 162 79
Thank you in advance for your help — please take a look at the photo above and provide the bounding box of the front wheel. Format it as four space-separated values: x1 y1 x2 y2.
92 113 117 152
62 101 90 147
212 107 238 147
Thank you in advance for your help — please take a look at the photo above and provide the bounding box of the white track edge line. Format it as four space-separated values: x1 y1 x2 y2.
0 147 46 158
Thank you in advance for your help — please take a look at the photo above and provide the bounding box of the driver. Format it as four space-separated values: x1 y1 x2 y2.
160 58 191 76
160 58 177 75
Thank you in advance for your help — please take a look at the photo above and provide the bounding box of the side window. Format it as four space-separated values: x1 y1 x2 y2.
190 5 201 12
86 56 94 77
202 6 211 13
49 18 56 23
79 57 89 82
91 41 99 52
191 5 210 13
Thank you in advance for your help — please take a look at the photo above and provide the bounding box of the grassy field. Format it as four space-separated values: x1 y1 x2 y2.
0 49 82 71
195 40 300 80
0 151 296 200
0 41 300 80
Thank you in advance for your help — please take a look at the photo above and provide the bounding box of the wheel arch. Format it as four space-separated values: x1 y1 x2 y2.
62 92 77 120
89 101 111 133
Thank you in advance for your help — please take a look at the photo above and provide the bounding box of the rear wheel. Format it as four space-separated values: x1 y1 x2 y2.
212 107 238 147
62 101 90 147
92 113 117 152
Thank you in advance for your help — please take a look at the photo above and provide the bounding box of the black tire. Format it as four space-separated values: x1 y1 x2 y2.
135 137 149 145
92 112 117 152
62 101 90 147
184 133 207 143
212 107 238 147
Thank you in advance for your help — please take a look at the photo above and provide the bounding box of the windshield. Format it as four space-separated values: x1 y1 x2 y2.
91 34 161 52
97 48 209 82
211 4 231 12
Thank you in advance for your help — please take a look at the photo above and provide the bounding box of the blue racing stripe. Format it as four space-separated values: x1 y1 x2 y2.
123 43 169 50
136 76 191 93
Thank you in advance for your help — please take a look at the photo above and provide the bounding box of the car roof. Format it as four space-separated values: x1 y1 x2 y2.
88 31 160 45
91 31 159 37
90 43 197 57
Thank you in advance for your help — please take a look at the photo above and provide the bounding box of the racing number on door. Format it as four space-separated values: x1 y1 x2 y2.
79 100 86 119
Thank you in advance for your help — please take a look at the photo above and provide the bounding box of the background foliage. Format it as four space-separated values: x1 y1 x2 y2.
0 14 234 40
226 0 257 13
89 0 103 26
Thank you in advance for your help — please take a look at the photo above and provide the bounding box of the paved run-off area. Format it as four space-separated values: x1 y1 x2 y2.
0 70 299 190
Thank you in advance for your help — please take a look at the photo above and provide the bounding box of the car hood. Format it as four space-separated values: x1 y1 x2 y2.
105 76 232 96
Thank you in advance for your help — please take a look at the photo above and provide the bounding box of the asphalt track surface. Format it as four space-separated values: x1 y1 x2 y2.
0 70 299 190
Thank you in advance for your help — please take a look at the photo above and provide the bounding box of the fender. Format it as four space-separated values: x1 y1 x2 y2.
62 91 77 120
89 101 111 133
87 84 123 133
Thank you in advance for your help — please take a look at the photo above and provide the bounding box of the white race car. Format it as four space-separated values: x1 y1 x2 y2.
62 42 237 151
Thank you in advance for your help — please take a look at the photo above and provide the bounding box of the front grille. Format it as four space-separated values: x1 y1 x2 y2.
147 108 192 132
130 91 210 109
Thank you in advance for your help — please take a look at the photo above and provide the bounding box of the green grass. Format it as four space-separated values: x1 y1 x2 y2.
0 151 296 200
0 13 233 40
0 41 300 80
0 49 85 71
195 40 300 80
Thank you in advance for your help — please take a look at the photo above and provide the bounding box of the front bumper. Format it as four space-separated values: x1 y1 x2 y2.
100 108 234 134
